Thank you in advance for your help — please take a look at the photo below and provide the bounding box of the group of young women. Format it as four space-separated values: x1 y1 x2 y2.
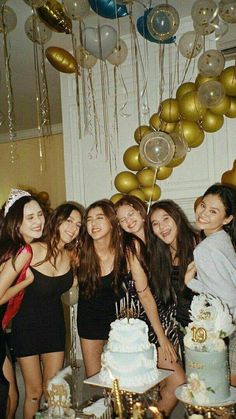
0 182 236 418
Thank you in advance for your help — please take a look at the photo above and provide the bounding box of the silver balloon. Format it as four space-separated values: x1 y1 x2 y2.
0 6 17 33
147 4 180 41
198 49 225 77
139 131 175 168
25 14 52 44
219 0 236 24
191 0 219 25
179 31 203 59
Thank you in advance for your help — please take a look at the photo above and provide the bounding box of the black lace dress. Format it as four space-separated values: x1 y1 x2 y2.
124 272 178 347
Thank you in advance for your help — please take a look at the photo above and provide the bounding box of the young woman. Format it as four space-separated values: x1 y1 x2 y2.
149 199 200 361
115 196 185 417
0 189 45 419
11 202 84 419
77 200 126 378
185 183 236 385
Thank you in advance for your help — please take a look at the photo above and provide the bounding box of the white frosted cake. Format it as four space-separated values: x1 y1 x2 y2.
182 294 234 405
99 317 159 388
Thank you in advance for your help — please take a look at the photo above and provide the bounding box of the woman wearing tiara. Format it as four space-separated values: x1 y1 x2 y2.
11 202 84 419
115 196 185 417
77 200 126 378
0 189 45 418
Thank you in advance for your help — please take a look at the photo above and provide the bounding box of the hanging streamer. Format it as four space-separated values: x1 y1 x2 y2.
71 32 82 139
1 6 17 163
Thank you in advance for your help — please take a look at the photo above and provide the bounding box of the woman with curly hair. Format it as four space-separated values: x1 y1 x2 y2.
77 200 126 378
11 201 84 419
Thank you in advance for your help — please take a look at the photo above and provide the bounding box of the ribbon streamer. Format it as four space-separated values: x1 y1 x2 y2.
71 32 82 139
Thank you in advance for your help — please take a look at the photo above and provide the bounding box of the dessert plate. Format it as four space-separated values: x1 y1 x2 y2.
84 369 172 394
175 384 236 407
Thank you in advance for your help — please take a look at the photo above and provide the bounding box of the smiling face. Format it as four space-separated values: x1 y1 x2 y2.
59 209 82 246
195 194 233 236
116 204 144 239
86 206 112 241
150 207 178 247
19 200 45 243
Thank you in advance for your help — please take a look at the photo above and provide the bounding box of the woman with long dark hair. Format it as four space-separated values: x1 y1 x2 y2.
77 200 126 378
115 196 185 417
0 189 45 418
149 199 200 364
11 202 84 419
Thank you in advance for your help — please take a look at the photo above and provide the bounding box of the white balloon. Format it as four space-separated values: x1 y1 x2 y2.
25 14 52 44
82 25 118 61
179 31 203 59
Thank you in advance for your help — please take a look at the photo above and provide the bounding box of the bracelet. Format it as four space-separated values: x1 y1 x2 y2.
136 283 149 294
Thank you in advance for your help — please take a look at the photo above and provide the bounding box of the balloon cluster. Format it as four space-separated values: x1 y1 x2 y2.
111 58 236 203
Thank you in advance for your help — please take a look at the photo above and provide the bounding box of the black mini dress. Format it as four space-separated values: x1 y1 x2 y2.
11 267 73 357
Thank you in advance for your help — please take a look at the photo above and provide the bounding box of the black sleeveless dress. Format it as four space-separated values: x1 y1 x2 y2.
0 303 9 418
11 267 73 357
77 271 125 340
124 272 178 347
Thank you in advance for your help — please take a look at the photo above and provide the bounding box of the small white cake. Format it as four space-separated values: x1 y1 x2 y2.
99 317 159 388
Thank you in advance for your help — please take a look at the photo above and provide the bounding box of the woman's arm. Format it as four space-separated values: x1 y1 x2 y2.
128 251 177 362
0 251 33 303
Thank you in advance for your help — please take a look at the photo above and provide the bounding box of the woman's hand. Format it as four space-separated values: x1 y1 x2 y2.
185 260 196 285
158 334 178 363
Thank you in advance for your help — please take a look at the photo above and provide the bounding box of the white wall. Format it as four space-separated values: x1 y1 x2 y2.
60 16 236 222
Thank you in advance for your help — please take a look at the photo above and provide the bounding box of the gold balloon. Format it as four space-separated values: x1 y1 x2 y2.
137 168 156 187
176 82 196 101
38 190 49 202
159 98 180 123
210 95 231 115
37 0 72 33
225 97 236 118
155 166 173 180
115 171 139 193
149 113 176 133
219 66 236 96
175 120 205 148
123 146 144 171
128 189 146 201
134 125 153 144
167 155 186 167
142 184 161 202
110 193 124 204
178 91 206 122
201 110 224 132
221 160 236 187
46 47 77 73
195 73 218 89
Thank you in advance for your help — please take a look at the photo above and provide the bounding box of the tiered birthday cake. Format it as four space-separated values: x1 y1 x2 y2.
99 317 159 388
182 294 235 405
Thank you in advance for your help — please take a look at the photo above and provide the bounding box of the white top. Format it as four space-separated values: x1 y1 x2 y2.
188 230 236 321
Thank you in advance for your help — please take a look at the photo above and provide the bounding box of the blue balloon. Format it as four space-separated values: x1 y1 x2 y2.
88 0 128 19
137 9 175 44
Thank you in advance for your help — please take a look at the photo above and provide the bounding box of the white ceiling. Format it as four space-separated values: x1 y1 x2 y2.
0 0 195 137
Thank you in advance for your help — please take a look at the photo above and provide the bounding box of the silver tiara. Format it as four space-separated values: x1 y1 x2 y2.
4 188 31 217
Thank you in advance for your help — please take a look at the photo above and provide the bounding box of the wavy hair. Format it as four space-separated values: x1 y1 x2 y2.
78 199 126 298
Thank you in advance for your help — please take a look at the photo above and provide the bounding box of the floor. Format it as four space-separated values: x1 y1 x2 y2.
15 362 186 418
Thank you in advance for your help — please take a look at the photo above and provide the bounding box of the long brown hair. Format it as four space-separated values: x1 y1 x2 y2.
149 199 200 291
39 202 85 267
78 199 126 298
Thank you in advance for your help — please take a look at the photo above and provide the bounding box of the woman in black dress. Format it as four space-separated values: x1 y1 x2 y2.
115 196 185 417
77 200 126 378
149 199 200 366
11 202 84 419
0 189 45 418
